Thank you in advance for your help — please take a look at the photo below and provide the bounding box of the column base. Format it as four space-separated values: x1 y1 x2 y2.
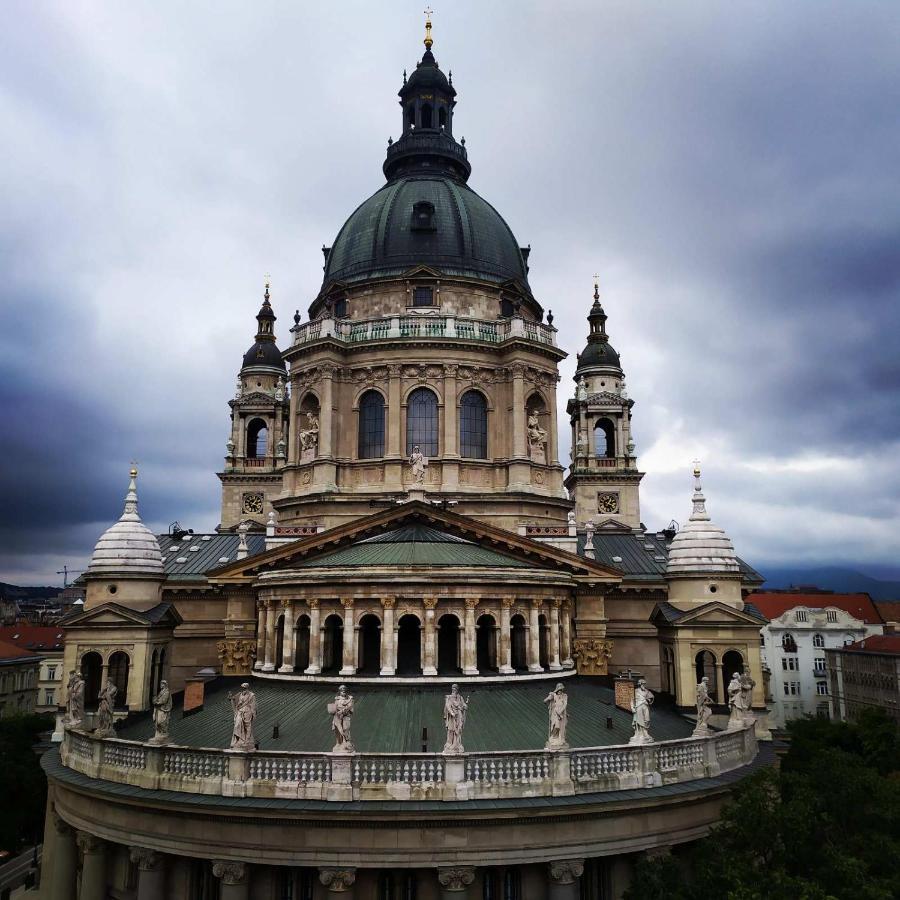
528 664 544 673
304 665 322 675
499 665 515 675
562 659 575 669
463 666 479 676
278 664 295 674
550 663 563 672
423 666 438 676
253 662 263 671
339 666 356 676
261 663 276 672
380 667 396 676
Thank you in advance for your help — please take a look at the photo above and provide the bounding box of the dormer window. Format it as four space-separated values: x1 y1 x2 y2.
413 286 434 307
334 298 348 318
500 298 514 318
411 201 436 232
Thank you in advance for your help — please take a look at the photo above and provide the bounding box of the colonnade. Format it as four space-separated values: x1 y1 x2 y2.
254 596 575 677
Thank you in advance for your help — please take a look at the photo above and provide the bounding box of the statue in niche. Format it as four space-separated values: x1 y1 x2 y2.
274 377 285 401
527 409 547 447
149 680 172 745
409 445 428 485
628 679 654 745
229 683 257 751
727 672 746 730
299 411 319 452
234 377 243 400
740 667 756 723
693 676 713 736
576 377 588 401
544 683 569 750
442 684 469 754
94 680 118 738
64 670 85 728
329 684 354 753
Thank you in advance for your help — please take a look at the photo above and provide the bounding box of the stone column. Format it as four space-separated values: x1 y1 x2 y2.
512 364 527 459
423 597 438 676
561 602 574 668
278 600 295 673
253 601 266 670
262 600 276 671
288 374 300 464
715 661 725 704
340 598 356 676
499 597 514 674
387 364 402 459
320 867 357 900
130 847 167 900
463 599 478 675
546 859 584 900
77 831 107 900
549 600 563 672
319 366 334 459
213 860 249 900
443 365 459 458
380 598 396 675
437 866 475 900
528 600 543 672
305 601 322 675
49 813 77 900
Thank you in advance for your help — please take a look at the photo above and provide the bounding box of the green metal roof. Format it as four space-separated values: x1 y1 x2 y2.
157 533 266 579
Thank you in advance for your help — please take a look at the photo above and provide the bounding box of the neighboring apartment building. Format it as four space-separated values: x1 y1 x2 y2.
828 635 900 724
0 638 42 718
754 590 884 728
0 623 65 713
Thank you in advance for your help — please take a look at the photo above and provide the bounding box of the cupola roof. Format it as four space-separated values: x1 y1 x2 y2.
666 464 740 576
575 280 621 373
87 467 165 577
241 278 286 372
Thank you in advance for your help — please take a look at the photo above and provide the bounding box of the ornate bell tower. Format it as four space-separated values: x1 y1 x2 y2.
565 281 643 528
217 279 290 531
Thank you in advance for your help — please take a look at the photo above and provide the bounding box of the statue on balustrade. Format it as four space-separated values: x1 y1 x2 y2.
740 667 756 724
628 679 654 745
229 683 257 751
544 683 569 750
94 680 118 738
149 680 173 745
299 411 319 452
329 684 355 753
726 672 746 731
693 676 713 736
442 684 469 754
409 446 428 485
64 669 85 728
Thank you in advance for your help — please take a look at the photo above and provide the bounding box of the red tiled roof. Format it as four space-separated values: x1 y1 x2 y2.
750 591 883 625
840 635 900 655
0 623 65 652
0 638 42 662
876 601 900 623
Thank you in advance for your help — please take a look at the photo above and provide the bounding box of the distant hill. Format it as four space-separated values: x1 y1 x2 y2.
759 567 900 601
0 582 63 601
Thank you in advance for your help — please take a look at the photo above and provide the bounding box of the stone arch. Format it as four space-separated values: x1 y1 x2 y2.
396 613 422 675
357 614 381 674
594 418 616 458
538 613 550 669
107 651 130 709
476 613 498 673
695 649 717 701
357 389 386 460
459 389 489 460
405 386 441 457
246 417 268 459
437 613 461 675
322 613 343 674
294 614 311 671
81 651 103 710
723 649 744 692
274 613 285 669
510 614 528 671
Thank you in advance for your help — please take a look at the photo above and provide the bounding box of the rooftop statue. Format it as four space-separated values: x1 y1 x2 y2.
544 683 569 750
740 668 756 725
329 685 355 753
229 683 257 751
442 684 469 754
64 670 85 729
409 446 428 485
149 681 173 745
693 676 713 737
628 679 654 745
94 680 118 738
727 672 746 731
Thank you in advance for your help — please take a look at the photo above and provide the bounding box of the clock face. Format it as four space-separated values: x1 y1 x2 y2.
598 492 619 514
242 493 264 515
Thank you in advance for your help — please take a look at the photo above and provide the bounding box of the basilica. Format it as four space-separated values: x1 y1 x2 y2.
41 18 768 900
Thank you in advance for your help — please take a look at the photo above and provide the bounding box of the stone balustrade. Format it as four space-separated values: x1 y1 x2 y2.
292 314 557 349
60 723 757 802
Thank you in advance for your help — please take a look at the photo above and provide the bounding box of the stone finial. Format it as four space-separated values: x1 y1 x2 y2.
237 522 249 560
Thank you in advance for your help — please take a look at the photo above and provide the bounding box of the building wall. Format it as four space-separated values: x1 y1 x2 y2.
0 659 40 718
828 648 900 724
37 650 64 713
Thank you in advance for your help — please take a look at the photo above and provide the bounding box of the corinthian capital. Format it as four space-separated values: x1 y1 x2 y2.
437 867 476 891
212 860 247 885
319 868 357 892
76 830 104 854
129 846 162 871
547 859 585 885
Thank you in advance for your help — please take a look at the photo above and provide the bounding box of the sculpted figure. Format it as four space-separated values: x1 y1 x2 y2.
274 377 285 401
576 377 588 401
740 667 756 722
527 410 547 447
409 446 428 485
94 680 117 738
229 683 257 751
329 684 354 753
442 684 469 754
299 411 319 451
727 672 746 730
149 680 172 745
628 679 654 745
65 670 85 728
234 377 243 400
693 675 713 736
544 683 569 750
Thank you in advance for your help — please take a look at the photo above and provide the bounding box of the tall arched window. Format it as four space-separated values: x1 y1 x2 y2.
406 388 438 456
358 391 385 459
813 633 825 648
459 391 487 458
246 419 268 459
594 418 615 458
421 103 433 128
108 651 130 708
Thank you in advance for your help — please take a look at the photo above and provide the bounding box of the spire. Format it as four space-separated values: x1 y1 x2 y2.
689 460 710 522
424 6 434 49
587 276 608 342
122 465 140 521
255 275 276 342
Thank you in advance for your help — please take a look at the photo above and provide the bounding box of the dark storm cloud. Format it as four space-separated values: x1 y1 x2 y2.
1 0 898 583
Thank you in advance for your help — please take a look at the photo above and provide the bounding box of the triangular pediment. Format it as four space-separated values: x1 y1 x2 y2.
63 601 183 630
209 501 621 583
595 518 630 531
651 600 767 629
402 265 442 280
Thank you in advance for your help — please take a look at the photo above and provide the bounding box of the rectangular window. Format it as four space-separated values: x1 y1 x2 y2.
412 286 434 307
47 665 57 680
816 681 828 695
783 682 789 695
826 610 838 623
792 681 801 695
44 690 55 706
815 657 826 670
782 658 788 671
796 610 808 622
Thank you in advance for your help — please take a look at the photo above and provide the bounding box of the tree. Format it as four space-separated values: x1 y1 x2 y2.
0 714 52 853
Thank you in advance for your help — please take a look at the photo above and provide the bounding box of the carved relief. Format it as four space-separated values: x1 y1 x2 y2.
573 639 613 675
217 639 257 674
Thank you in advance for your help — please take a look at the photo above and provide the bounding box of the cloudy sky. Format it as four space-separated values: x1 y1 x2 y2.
1 1 898 585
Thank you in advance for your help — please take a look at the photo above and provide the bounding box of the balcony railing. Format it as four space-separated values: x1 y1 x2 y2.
59 723 757 803
292 315 557 349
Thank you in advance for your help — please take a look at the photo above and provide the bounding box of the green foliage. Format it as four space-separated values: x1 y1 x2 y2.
624 712 900 900
0 713 53 853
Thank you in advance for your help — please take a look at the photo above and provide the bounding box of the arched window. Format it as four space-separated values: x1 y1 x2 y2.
421 103 433 128
108 651 130 708
438 106 447 129
813 633 825 648
594 418 615 458
406 388 438 456
80 652 103 709
358 391 385 459
782 633 798 653
407 105 415 129
246 419 268 459
460 391 488 458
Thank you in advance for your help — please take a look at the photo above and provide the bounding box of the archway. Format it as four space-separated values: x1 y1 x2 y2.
81 651 102 709
294 615 310 671
108 651 130 708
397 614 422 675
322 614 343 674
274 614 285 670
538 614 549 670
510 614 527 671
723 650 744 700
437 614 461 675
358 614 381 674
695 650 718 702
476 614 498 673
